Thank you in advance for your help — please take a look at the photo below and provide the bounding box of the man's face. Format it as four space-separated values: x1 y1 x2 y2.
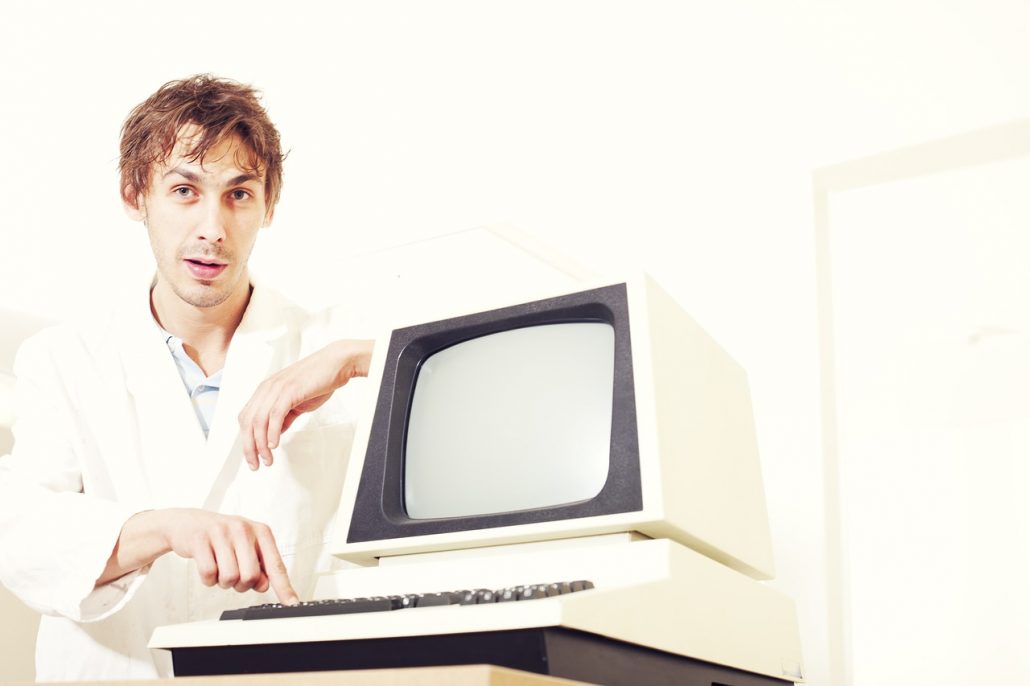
127 127 271 309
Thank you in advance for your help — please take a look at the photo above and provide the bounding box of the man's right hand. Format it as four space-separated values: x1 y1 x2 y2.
96 508 299 606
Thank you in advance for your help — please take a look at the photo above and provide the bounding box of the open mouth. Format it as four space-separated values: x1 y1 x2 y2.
184 258 228 280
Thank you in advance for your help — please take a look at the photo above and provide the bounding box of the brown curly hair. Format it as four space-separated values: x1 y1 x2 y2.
119 74 284 211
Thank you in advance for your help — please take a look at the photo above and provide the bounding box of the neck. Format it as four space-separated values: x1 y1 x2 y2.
150 275 252 375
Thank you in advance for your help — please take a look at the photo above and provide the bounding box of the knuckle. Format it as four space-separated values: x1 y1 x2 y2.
196 563 217 585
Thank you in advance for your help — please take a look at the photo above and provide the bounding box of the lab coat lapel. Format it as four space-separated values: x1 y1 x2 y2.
120 290 209 508
201 286 288 510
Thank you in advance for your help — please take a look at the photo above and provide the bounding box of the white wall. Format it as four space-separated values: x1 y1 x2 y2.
825 154 1030 686
2 2 1030 684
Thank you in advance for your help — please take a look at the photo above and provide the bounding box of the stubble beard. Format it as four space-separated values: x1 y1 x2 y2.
168 275 238 308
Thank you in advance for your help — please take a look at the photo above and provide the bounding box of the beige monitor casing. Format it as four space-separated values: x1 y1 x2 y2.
332 274 776 581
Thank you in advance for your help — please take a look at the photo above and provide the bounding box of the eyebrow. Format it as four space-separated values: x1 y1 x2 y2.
163 167 262 187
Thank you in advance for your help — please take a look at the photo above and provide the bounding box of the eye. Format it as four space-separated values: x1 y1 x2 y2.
230 189 251 201
173 186 195 198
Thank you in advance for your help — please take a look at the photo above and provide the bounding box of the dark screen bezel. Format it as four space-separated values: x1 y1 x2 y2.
346 283 642 544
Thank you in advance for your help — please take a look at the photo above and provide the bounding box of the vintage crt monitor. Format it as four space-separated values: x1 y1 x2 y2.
151 275 804 685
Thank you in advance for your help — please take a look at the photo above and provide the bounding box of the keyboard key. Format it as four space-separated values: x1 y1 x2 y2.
414 592 459 608
456 589 479 605
519 586 549 600
389 595 417 610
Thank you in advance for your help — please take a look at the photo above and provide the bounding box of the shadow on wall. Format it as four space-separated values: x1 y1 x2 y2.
1 426 41 682
0 310 52 683
0 566 40 682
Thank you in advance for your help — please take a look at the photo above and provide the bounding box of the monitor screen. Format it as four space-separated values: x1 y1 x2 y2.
404 322 615 519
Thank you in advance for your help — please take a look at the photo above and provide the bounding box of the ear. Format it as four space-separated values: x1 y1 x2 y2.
122 187 146 222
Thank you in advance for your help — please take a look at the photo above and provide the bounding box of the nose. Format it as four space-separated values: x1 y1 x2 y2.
194 197 228 243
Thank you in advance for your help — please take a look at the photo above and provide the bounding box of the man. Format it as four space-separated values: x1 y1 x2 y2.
0 75 372 680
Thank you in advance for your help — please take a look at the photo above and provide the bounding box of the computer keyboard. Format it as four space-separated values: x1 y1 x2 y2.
220 580 595 621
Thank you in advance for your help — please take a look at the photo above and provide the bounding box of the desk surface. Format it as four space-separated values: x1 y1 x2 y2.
4 665 592 686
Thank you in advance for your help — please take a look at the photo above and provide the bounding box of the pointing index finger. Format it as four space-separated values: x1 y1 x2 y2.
255 527 298 605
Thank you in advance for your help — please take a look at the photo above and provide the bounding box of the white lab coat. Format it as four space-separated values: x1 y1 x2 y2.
0 283 362 680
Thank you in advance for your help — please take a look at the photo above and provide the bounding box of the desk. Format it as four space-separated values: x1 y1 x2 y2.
1 665 588 686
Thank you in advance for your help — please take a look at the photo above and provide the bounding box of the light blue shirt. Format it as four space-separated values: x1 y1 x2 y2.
161 329 223 438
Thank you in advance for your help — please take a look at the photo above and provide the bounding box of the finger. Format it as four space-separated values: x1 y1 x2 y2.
191 540 219 588
255 526 298 605
266 400 290 450
209 525 241 590
253 571 270 594
253 414 273 467
241 381 279 470
238 404 260 471
251 394 277 467
232 525 263 593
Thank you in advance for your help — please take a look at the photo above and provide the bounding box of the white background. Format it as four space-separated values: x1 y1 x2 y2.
3 1 1030 684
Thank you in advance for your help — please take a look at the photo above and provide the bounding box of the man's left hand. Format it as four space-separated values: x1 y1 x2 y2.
238 339 373 470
